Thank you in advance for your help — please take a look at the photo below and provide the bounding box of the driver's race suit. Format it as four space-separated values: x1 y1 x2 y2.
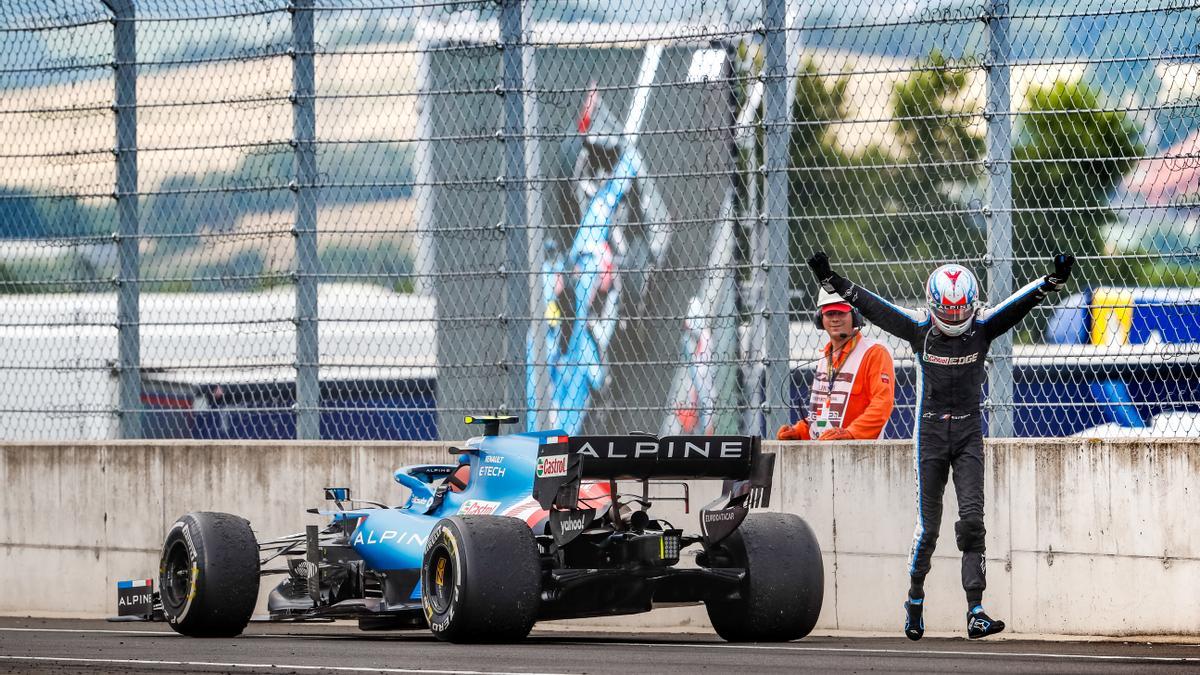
824 273 1055 604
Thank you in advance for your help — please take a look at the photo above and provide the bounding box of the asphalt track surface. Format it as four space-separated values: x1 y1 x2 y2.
1 618 1197 674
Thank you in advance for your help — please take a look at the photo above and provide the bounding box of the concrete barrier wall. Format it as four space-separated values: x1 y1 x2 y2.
778 439 1200 637
2 439 1197 637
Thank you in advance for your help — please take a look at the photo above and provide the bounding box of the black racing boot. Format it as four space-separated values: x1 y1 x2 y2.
966 605 1005 639
903 598 924 641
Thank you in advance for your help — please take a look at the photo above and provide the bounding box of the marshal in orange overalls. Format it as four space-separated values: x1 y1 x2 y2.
777 334 896 441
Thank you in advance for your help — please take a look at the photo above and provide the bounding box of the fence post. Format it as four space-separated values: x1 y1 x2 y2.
292 0 319 440
761 0 790 436
104 0 141 439
986 0 1014 437
500 0 529 420
521 11 546 431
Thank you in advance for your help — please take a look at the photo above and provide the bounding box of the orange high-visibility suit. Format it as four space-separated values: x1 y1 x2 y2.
778 335 895 440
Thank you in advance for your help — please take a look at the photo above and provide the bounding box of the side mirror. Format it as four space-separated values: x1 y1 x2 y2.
324 487 351 502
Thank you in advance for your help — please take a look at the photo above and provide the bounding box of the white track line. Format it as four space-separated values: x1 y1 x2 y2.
0 656 569 675
551 640 1200 664
0 627 177 636
0 626 415 641
1 627 1196 665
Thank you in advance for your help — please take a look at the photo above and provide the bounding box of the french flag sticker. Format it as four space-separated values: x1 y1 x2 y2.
117 578 155 617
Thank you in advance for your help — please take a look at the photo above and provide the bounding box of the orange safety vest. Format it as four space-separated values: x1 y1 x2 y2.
778 335 896 441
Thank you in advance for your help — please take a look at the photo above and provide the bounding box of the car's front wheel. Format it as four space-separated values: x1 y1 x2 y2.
421 515 541 643
159 511 260 637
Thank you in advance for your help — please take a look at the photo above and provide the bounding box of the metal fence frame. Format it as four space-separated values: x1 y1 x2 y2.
31 0 1115 439
5 0 1196 440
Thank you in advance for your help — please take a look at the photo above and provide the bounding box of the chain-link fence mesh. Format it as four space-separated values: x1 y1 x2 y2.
1 0 1198 441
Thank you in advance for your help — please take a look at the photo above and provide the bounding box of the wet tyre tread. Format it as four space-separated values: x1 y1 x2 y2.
160 511 260 638
705 512 824 642
423 515 541 643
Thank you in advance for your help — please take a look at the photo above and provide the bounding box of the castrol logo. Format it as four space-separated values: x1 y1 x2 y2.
536 454 568 478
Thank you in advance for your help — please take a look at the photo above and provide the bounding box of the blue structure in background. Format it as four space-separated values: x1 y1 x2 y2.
532 149 639 436
789 287 1200 438
141 286 1200 441
142 356 1200 441
788 357 1200 439
142 378 437 440
1048 288 1200 345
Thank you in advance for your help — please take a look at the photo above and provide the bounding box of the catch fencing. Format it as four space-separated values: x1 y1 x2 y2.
1 0 1198 441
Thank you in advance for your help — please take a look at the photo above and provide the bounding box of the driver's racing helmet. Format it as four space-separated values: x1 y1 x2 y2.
925 264 978 336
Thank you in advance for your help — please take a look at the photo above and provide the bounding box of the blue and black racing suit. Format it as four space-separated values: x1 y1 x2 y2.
824 272 1056 605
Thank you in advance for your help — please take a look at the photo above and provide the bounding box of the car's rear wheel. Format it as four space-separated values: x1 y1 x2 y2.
159 511 260 637
704 512 824 642
420 515 541 643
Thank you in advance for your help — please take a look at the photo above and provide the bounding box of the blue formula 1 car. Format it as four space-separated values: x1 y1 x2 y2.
142 416 824 643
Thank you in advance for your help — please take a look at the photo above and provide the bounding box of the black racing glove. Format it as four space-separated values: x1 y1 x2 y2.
1044 252 1075 292
807 251 837 292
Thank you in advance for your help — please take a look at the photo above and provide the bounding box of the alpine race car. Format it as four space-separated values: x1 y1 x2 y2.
130 416 824 642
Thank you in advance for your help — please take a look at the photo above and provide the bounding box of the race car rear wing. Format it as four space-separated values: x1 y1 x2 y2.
532 434 774 512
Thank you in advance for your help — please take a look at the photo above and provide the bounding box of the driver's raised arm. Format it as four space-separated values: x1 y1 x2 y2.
806 251 927 344
976 254 1075 341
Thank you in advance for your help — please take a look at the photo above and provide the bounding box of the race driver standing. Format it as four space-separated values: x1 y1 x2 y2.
806 250 1075 640
778 287 895 442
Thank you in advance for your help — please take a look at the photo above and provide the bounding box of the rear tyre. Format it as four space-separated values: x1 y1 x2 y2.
704 512 824 642
421 515 541 643
159 511 260 637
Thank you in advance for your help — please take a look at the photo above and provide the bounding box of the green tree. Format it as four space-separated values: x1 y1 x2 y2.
1013 80 1143 282
789 58 848 169
813 51 984 299
1006 80 1144 342
0 264 21 293
892 52 983 191
886 51 985 273
788 51 988 302
787 58 851 306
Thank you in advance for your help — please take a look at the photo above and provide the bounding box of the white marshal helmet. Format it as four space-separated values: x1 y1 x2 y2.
925 263 978 336
816 287 852 313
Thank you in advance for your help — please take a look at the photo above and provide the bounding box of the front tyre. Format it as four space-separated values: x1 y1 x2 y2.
421 516 541 643
159 512 260 637
705 512 824 642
